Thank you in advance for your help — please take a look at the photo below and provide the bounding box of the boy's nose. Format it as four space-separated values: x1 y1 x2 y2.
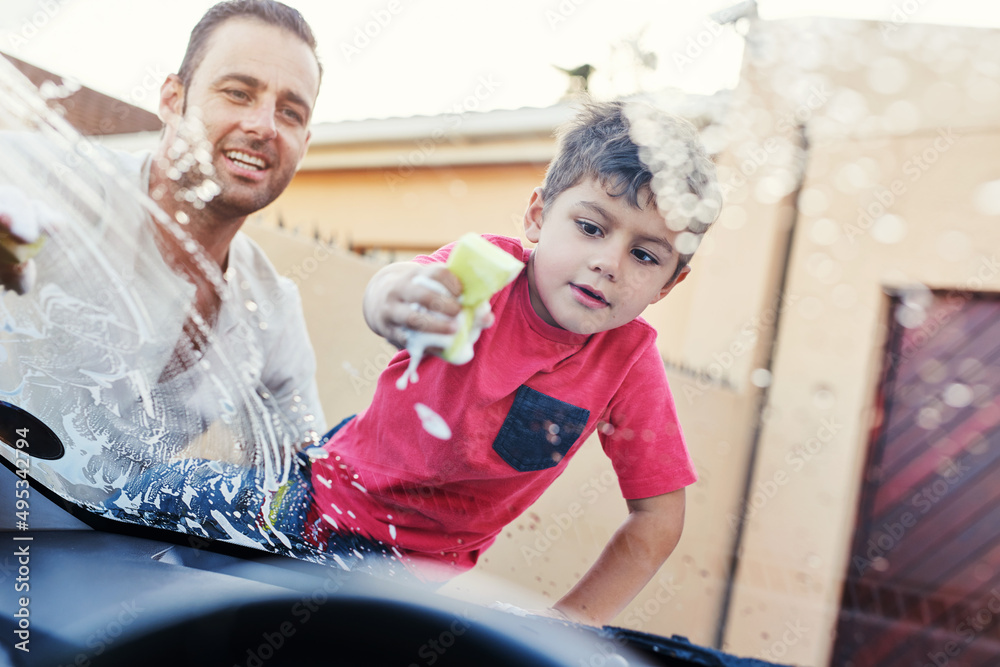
589 250 620 281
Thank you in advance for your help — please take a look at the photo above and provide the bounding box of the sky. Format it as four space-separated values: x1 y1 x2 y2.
2 0 1000 125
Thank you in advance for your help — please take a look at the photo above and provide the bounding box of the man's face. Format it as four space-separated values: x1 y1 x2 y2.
162 18 320 219
523 178 689 335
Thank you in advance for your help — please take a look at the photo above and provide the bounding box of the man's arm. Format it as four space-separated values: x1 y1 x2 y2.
552 488 686 626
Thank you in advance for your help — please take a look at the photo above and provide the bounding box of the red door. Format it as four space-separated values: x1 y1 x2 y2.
832 292 1000 666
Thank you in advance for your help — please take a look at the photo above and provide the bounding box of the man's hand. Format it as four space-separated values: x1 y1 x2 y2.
0 184 48 295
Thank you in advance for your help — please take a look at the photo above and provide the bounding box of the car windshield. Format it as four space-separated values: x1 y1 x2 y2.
0 57 329 565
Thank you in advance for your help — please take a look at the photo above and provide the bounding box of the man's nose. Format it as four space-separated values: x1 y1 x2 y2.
241 100 278 140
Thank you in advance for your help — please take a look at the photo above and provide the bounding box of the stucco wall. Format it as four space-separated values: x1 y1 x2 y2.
721 18 1000 666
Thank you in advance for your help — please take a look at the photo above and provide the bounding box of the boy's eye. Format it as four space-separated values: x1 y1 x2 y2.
631 248 659 265
576 220 602 237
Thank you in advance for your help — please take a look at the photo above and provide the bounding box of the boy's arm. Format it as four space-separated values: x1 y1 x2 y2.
362 261 464 348
552 488 686 626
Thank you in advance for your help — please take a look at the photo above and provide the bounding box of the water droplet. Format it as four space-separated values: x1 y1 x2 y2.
675 231 701 255
798 188 830 217
807 252 842 284
750 368 772 388
895 303 926 328
415 403 451 440
901 284 933 310
836 163 873 192
871 557 890 572
943 383 973 408
916 359 946 385
796 296 825 321
813 386 836 410
808 218 840 246
871 214 907 245
974 180 1000 216
916 407 941 430
882 100 920 135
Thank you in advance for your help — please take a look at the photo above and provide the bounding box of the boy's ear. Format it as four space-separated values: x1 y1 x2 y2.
523 187 545 243
159 74 185 127
650 264 691 305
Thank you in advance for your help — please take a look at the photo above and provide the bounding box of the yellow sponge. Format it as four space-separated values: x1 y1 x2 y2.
442 234 524 363
0 230 45 265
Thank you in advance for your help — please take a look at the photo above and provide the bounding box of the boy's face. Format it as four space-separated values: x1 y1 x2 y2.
523 177 690 335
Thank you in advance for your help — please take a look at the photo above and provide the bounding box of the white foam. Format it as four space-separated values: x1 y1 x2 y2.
414 402 452 440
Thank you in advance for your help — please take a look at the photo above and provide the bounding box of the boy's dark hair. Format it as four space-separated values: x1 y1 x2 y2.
540 100 720 280
177 0 322 93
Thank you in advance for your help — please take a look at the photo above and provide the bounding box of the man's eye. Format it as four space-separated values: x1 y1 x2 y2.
631 248 659 265
226 89 250 101
281 108 305 124
576 221 601 236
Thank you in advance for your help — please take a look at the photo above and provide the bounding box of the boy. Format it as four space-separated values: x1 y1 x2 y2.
302 99 721 625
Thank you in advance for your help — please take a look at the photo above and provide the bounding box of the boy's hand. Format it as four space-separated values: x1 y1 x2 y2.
553 489 686 626
367 263 463 349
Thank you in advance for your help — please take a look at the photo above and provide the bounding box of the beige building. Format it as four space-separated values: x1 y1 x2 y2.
102 13 1000 666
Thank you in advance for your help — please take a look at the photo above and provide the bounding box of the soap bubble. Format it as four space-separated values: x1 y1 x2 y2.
750 369 772 388
973 180 1000 216
871 214 907 245
942 383 974 408
808 218 840 246
867 57 910 95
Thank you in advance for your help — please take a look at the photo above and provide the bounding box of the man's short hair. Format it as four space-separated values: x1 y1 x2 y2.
541 100 721 280
177 0 322 91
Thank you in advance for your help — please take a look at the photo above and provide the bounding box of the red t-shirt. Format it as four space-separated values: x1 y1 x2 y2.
310 235 696 578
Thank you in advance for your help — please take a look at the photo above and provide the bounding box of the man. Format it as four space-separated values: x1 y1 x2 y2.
0 0 327 470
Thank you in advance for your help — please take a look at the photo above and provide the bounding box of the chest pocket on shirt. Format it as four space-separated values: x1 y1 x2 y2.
492 385 590 472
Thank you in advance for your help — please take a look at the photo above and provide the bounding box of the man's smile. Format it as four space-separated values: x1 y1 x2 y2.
224 149 269 173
